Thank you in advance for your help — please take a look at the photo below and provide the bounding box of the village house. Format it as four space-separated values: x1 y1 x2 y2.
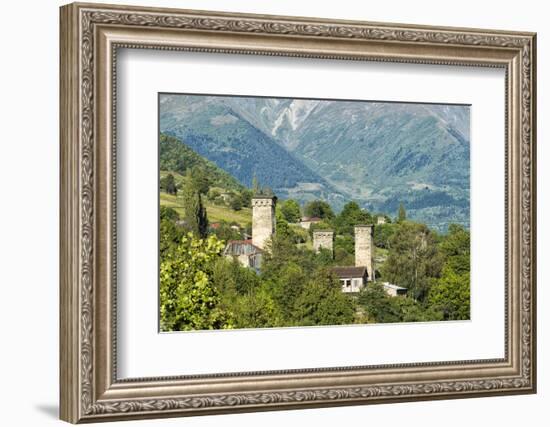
331 266 368 293
223 239 263 271
317 224 375 293
223 196 276 270
224 196 406 297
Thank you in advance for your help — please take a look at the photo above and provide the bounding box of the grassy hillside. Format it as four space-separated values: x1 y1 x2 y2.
160 191 252 227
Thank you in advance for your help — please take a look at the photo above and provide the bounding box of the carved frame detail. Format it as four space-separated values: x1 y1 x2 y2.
60 2 536 423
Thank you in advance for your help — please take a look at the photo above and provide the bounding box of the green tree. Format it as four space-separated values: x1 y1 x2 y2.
428 267 470 320
252 174 260 195
159 206 183 257
393 296 443 322
373 223 397 249
160 219 183 258
293 271 355 326
275 212 293 240
159 233 233 331
358 283 443 323
358 282 401 323
303 200 335 220
333 201 372 235
160 173 178 195
239 189 253 208
398 203 407 222
231 288 281 329
207 188 221 201
381 221 442 301
160 205 179 222
427 224 471 320
280 199 302 223
262 234 316 278
266 262 307 323
182 172 208 237
229 196 243 211
212 257 260 297
439 224 470 274
190 166 211 195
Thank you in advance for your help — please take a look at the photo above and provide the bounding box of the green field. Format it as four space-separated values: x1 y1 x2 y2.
160 191 252 227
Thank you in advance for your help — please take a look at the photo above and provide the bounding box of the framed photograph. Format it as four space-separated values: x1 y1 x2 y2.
60 2 537 423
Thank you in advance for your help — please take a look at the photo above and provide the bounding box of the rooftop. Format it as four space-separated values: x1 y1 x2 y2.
330 266 368 279
252 195 277 200
381 282 407 291
224 239 263 256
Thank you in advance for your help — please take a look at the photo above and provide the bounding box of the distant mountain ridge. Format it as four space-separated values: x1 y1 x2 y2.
160 95 349 207
160 94 470 231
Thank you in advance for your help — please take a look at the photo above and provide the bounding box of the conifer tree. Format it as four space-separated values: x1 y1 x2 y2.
398 203 407 222
252 173 260 196
182 172 208 237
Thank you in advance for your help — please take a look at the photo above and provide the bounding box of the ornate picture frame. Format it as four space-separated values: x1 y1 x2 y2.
60 2 536 423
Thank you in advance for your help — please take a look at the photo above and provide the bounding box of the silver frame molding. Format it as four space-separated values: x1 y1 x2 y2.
60 2 537 423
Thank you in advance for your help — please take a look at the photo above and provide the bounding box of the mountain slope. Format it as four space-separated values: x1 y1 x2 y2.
291 101 470 228
159 94 470 230
160 94 348 206
160 133 245 191
226 98 470 229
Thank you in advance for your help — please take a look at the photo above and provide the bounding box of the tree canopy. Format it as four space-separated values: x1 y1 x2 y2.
280 199 302 223
381 221 442 301
160 233 233 331
304 200 335 220
333 201 373 235
160 173 177 195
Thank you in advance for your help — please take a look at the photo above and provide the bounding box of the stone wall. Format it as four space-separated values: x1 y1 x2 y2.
251 197 276 250
313 231 334 255
354 225 374 281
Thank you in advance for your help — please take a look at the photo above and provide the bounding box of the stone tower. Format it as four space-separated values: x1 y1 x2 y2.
313 231 334 255
355 225 374 281
252 196 276 250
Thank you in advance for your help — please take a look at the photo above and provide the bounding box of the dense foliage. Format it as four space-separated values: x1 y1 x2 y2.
303 200 335 220
427 224 470 320
381 221 442 301
160 133 244 192
160 232 233 331
279 199 302 223
158 140 471 330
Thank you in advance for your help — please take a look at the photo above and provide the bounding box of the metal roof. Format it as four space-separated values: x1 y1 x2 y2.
381 282 407 291
224 240 263 257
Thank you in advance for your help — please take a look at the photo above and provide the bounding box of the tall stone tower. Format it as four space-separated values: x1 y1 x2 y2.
355 225 374 281
252 196 276 250
313 231 334 256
